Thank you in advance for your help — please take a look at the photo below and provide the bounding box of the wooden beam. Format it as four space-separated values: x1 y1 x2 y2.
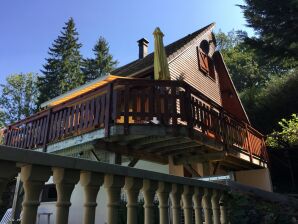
158 144 204 156
143 138 193 153
174 152 227 165
128 158 139 167
184 164 201 177
133 136 184 151
93 141 167 164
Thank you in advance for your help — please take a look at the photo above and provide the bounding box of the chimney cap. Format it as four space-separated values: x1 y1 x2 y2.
137 38 149 46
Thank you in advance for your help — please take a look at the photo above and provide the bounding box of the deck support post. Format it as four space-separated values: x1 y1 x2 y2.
182 185 194 224
193 187 203 224
53 168 79 224
80 171 104 224
124 177 143 224
170 184 182 224
211 189 221 224
104 174 125 224
142 179 158 224
157 182 171 224
20 165 51 224
202 188 212 224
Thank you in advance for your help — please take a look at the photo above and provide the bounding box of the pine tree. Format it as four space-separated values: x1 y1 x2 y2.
38 18 83 106
82 36 118 82
238 0 298 66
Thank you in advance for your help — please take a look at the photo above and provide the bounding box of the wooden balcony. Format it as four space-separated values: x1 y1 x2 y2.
2 78 268 168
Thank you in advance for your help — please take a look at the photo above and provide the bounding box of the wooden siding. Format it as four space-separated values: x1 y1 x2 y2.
213 52 250 123
169 31 222 106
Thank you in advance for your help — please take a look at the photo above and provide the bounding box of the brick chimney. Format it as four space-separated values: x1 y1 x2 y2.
137 38 149 59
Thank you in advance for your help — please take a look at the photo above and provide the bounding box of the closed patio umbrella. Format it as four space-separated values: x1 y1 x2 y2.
153 27 171 80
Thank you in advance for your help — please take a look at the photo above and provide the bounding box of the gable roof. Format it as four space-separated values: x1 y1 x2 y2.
112 23 215 77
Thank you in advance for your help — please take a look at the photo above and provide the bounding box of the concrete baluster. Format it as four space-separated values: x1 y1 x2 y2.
20 165 51 224
193 187 203 224
80 171 104 224
142 179 158 224
182 185 194 224
211 189 221 224
53 167 80 224
124 177 143 224
157 182 171 224
220 192 228 224
104 174 125 224
202 188 212 224
170 184 182 224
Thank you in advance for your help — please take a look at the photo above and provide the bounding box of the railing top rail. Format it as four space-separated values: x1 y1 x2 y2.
0 144 227 191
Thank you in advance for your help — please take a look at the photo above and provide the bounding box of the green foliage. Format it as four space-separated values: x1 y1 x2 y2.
238 0 298 67
216 30 271 92
0 73 38 125
82 36 118 82
38 17 84 106
267 114 298 148
241 69 298 134
227 192 294 224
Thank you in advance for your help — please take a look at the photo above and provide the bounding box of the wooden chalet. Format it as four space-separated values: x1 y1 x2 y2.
2 23 271 190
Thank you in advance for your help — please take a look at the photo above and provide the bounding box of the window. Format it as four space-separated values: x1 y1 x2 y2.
197 41 216 81
41 184 57 202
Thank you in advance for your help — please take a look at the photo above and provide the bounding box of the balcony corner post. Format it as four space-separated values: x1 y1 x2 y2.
142 179 158 224
104 83 114 137
185 85 194 138
124 177 143 224
182 185 194 224
104 174 125 224
52 167 80 224
157 182 171 224
20 164 51 224
43 108 52 152
80 171 104 224
170 184 183 224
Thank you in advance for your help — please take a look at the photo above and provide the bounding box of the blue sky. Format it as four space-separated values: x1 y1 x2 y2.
0 0 253 84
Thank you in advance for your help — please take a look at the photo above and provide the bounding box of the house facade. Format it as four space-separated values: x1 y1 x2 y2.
2 24 271 214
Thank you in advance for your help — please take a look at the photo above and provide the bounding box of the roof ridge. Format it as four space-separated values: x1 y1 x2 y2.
112 23 215 76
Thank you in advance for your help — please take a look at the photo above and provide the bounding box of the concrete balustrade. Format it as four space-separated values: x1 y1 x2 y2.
0 145 229 224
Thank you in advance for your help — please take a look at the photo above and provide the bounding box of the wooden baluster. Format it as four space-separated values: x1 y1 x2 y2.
53 168 80 224
157 182 171 224
142 179 158 224
182 185 194 224
104 174 125 224
170 184 182 224
193 187 203 224
124 177 143 224
80 171 104 224
20 165 51 224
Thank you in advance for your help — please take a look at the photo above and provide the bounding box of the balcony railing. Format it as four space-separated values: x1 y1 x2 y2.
2 78 268 162
0 144 228 224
